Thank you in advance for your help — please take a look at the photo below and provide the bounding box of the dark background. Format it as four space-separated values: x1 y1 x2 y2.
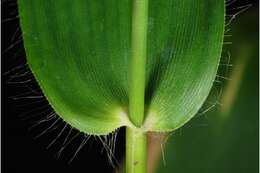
2 1 125 173
2 0 259 173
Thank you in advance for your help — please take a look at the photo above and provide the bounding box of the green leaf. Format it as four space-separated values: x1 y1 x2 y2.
155 9 259 173
18 0 224 135
155 37 258 173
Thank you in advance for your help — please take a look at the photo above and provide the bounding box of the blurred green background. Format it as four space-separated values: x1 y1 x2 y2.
154 4 259 173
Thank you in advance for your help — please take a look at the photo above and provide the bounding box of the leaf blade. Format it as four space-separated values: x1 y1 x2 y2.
144 0 225 131
18 0 224 135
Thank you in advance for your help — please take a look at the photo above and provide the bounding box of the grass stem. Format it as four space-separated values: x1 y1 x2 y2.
126 128 147 173
127 0 148 172
128 0 148 127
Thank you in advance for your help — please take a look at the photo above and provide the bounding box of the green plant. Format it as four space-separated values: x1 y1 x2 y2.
18 0 224 172
155 8 259 173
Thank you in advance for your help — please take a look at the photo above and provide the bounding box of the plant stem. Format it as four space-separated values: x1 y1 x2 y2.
127 0 148 172
129 0 148 127
126 128 147 173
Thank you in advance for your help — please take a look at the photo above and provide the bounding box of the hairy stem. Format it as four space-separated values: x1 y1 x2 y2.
127 0 148 172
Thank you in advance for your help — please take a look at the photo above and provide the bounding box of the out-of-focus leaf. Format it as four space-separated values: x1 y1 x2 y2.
18 0 224 135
